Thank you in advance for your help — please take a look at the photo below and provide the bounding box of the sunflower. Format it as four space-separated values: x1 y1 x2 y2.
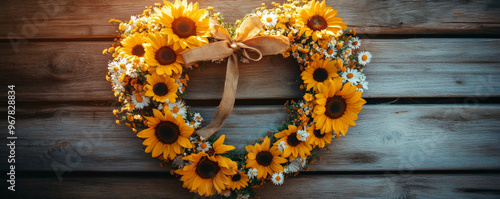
295 0 347 41
246 136 287 180
157 0 210 49
227 171 249 190
137 108 194 160
274 125 313 159
144 73 179 103
307 124 333 148
119 32 146 61
144 32 186 76
301 59 341 91
175 135 238 197
313 78 366 136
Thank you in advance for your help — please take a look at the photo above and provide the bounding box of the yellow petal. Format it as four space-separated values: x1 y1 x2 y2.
152 142 165 157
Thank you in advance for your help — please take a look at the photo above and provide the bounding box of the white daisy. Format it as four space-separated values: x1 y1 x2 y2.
349 37 361 49
133 114 142 120
341 68 363 85
168 101 187 119
324 47 337 59
111 75 125 93
343 48 352 58
299 157 307 168
122 16 145 36
262 14 278 27
177 83 184 94
194 112 203 124
196 141 211 152
107 60 126 75
297 129 309 142
125 63 138 78
317 48 325 55
271 172 284 185
277 140 288 152
285 158 302 173
356 79 369 92
283 166 289 173
284 165 299 174
328 39 337 48
247 168 258 180
172 156 187 168
131 95 150 110
139 16 148 24
157 103 163 111
358 51 372 66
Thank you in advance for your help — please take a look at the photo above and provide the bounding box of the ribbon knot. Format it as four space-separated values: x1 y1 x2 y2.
182 16 289 139
229 43 238 50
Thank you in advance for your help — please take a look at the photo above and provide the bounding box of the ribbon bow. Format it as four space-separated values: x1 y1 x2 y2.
182 16 290 139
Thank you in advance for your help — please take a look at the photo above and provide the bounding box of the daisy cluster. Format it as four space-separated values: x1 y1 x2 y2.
106 1 207 135
105 0 371 198
249 0 371 92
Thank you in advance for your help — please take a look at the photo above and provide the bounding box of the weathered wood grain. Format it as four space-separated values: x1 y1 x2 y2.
1 0 499 40
2 104 499 172
1 0 498 197
6 174 500 198
1 39 499 102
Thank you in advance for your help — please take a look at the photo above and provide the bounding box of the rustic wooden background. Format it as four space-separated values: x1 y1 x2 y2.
1 0 500 198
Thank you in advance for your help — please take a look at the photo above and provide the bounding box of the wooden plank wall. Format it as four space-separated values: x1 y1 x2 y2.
1 0 500 198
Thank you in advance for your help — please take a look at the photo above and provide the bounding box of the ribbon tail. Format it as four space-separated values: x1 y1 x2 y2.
196 54 239 139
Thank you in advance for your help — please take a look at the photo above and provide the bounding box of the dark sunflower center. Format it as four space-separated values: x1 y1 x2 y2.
196 156 220 179
314 130 326 138
152 83 168 96
155 121 180 144
312 68 329 82
287 132 301 147
131 45 145 57
256 151 273 166
155 46 176 65
231 173 241 182
172 17 197 38
325 96 347 119
307 15 327 31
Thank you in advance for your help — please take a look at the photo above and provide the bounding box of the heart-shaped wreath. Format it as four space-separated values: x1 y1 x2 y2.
105 0 371 198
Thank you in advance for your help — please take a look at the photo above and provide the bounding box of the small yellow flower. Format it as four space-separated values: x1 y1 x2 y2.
304 93 314 101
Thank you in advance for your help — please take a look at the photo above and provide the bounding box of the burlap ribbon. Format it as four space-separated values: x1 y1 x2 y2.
182 16 289 139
